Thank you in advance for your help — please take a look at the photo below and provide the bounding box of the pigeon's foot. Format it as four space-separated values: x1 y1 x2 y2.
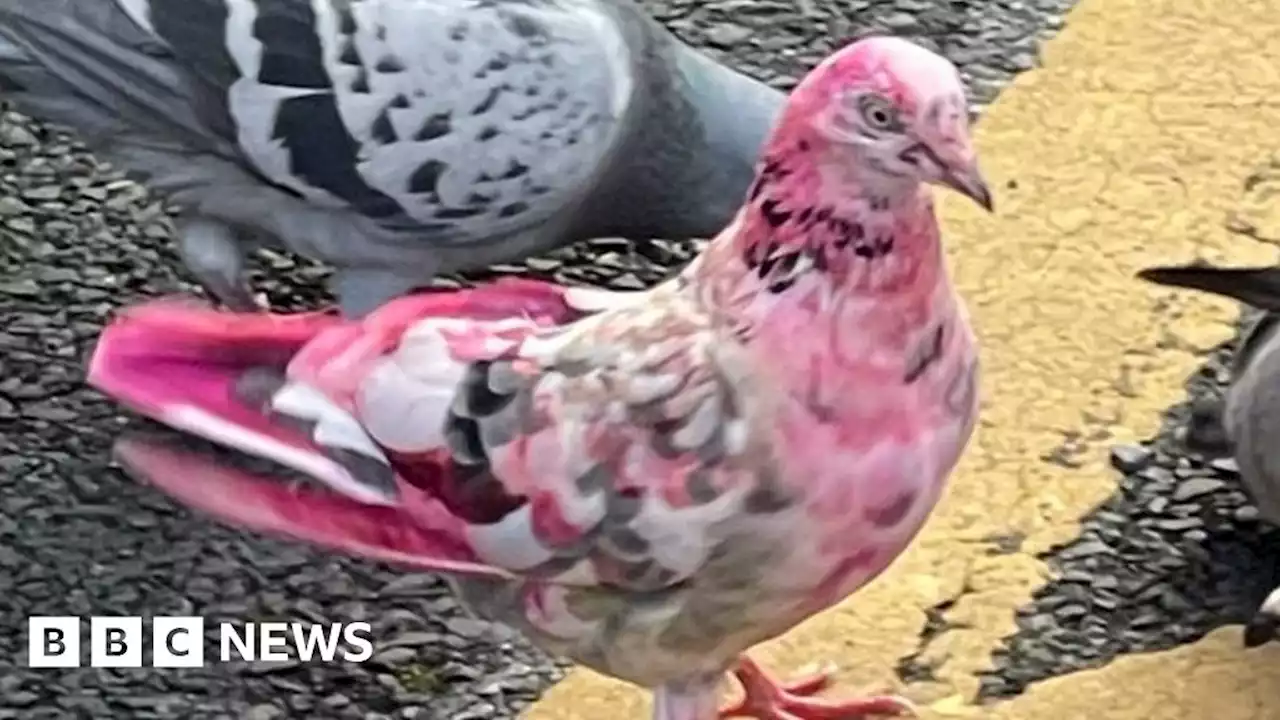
336 267 430 319
719 656 917 719
1244 586 1280 647
176 218 263 311
198 274 262 312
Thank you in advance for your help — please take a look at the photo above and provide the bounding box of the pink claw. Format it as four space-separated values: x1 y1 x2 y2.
719 657 918 720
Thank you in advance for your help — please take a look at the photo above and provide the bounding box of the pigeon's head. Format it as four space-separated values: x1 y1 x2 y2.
780 36 992 211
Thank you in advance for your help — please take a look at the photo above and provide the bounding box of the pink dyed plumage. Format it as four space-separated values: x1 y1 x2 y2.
89 36 992 720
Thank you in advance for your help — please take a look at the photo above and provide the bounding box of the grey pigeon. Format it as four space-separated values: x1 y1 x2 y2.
0 0 784 316
1137 263 1280 647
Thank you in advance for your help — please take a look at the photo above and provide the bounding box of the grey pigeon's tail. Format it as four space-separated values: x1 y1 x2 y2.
1136 264 1280 312
0 0 230 160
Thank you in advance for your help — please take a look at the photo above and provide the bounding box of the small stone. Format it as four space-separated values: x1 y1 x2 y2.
444 617 491 638
1173 477 1226 502
380 631 441 649
1110 444 1152 473
1 124 36 145
1155 517 1201 532
372 647 417 668
321 694 351 709
1058 539 1110 560
1236 506 1261 522
0 196 29 216
704 23 753 48
245 704 283 720
1210 457 1240 475
22 185 61 201
0 279 40 296
1054 603 1087 620
6 692 38 708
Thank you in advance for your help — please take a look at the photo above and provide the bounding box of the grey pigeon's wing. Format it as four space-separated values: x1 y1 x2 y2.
131 0 638 243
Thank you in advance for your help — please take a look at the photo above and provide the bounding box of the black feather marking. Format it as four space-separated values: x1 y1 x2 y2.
226 1 412 221
758 198 792 227
436 206 486 220
271 95 403 219
350 68 371 93
253 0 330 88
415 113 452 141
575 463 610 494
486 53 513 72
145 0 241 137
605 487 644 525
499 202 529 217
773 252 800 277
744 469 793 514
904 324 945 384
394 448 525 525
376 55 407 73
473 87 505 115
686 467 719 504
371 110 397 144
444 417 487 464
408 160 446 195
501 160 530 179
337 6 358 35
766 276 797 294
810 246 829 273
338 39 361 66
457 361 517 417
325 448 399 499
503 12 547 40
648 418 685 459
852 234 894 259
603 526 650 556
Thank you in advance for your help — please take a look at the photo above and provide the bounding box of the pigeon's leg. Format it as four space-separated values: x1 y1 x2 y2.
335 267 431 319
176 217 260 311
719 656 917 719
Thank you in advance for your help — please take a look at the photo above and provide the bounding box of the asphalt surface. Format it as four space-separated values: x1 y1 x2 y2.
0 1 1079 718
978 312 1280 699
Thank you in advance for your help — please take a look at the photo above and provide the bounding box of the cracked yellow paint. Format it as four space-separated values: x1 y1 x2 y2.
523 0 1280 717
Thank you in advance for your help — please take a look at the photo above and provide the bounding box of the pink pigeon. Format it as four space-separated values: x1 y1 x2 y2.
88 36 991 720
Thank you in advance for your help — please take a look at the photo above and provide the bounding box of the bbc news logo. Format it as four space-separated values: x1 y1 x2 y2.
28 616 373 668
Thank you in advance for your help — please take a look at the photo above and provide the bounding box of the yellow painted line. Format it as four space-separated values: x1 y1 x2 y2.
524 0 1280 716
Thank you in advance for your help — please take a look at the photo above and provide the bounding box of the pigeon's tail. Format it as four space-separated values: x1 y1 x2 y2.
1136 264 1280 312
87 279 611 575
0 0 228 157
88 289 508 577
85 297 397 500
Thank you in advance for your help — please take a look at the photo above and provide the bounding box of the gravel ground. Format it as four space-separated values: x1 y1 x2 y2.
0 1 1076 718
977 310 1280 700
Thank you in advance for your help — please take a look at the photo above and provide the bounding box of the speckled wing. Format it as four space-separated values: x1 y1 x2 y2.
1226 318 1280 523
361 296 799 592
127 0 636 242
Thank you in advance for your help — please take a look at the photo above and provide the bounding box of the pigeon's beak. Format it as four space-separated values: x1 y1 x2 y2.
939 157 993 213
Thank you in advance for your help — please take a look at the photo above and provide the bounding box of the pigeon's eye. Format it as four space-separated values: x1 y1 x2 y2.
857 94 902 133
